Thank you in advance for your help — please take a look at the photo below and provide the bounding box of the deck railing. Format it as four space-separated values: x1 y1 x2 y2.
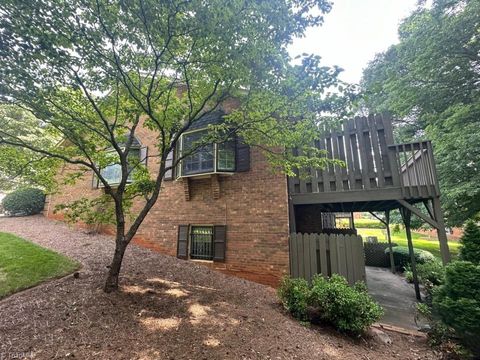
289 115 440 199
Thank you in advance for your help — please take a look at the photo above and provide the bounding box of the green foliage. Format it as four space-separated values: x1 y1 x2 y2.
2 187 45 215
308 275 383 334
459 220 480 264
278 275 383 335
417 259 445 286
277 276 310 320
392 223 401 234
54 195 118 230
361 0 480 226
352 218 384 229
0 105 60 192
433 261 480 356
385 246 435 270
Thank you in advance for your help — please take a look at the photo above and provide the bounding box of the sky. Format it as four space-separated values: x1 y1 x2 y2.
289 0 418 85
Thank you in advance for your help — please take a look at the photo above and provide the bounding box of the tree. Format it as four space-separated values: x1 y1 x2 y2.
0 0 352 292
0 105 59 192
459 220 480 264
361 0 480 226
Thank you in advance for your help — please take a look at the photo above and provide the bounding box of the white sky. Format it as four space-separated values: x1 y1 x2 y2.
289 0 418 84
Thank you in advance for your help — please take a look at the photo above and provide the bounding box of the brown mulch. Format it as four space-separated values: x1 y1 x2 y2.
0 215 441 359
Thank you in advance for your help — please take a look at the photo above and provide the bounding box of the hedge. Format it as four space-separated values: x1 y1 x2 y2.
2 188 45 216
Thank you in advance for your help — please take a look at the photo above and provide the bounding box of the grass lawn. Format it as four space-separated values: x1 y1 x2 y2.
357 227 461 259
0 232 80 299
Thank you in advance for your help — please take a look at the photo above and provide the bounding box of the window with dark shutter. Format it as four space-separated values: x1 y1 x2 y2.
177 225 189 259
213 225 227 261
235 137 250 172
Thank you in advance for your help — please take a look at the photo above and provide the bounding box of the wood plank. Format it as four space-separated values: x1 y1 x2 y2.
331 131 343 191
309 233 318 280
368 115 385 188
344 235 355 285
319 138 330 192
325 136 335 191
290 234 298 277
319 234 329 277
303 234 311 281
362 116 376 188
354 117 371 190
352 235 366 283
329 235 338 276
349 121 363 190
337 132 348 187
336 235 348 278
343 120 357 190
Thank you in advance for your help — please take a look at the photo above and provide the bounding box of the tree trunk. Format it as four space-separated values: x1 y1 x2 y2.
104 237 128 293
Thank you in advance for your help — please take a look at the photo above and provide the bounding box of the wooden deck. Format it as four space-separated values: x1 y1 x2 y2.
288 114 440 210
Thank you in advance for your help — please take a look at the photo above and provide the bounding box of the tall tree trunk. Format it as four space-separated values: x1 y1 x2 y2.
104 235 128 293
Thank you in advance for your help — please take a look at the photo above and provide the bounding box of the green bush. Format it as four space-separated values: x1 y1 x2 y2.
308 275 383 334
2 187 45 216
459 220 480 265
277 277 310 320
417 259 445 286
385 246 435 270
433 261 480 356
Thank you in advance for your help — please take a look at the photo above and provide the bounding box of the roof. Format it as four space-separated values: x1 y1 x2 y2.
189 110 225 131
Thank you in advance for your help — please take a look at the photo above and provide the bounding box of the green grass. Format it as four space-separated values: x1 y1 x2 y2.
0 232 80 299
357 227 461 259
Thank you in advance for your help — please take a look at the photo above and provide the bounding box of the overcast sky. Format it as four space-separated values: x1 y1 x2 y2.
289 0 418 84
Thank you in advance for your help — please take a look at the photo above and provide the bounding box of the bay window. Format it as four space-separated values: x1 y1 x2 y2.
178 129 236 177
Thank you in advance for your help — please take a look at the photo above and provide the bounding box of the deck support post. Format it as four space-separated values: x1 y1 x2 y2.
399 206 421 301
431 197 451 265
385 211 396 273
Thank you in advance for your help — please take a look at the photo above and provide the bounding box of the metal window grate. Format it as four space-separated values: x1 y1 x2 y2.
190 226 213 260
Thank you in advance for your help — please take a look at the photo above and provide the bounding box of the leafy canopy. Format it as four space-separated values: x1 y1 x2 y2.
0 0 353 289
361 0 480 225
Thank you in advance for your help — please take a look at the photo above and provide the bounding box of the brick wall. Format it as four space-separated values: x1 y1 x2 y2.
46 119 290 287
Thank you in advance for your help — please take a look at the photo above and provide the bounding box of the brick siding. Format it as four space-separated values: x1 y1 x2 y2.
46 119 290 287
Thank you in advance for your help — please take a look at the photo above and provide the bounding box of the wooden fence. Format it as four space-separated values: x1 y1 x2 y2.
289 233 366 285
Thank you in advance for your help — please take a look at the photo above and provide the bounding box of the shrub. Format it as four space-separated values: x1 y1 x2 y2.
433 261 480 356
459 220 480 264
385 246 435 270
277 277 310 320
308 275 383 334
2 187 45 216
417 259 445 286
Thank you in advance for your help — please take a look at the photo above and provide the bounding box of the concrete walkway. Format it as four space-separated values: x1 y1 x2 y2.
366 266 419 330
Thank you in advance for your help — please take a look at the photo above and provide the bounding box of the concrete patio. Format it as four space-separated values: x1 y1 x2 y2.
366 266 419 330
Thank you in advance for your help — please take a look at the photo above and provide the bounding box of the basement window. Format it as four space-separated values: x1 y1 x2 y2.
190 226 214 260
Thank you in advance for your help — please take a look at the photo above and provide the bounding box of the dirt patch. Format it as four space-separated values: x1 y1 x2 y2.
0 216 442 359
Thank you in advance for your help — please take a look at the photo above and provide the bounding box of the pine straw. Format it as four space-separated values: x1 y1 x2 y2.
0 216 441 359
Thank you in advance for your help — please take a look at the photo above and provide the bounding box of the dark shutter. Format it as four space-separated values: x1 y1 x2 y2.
140 146 148 167
235 137 250 172
177 225 189 259
91 170 99 189
213 225 226 262
164 149 174 180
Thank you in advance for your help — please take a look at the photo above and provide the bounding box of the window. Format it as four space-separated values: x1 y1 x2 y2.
190 226 214 260
178 129 236 177
99 148 141 186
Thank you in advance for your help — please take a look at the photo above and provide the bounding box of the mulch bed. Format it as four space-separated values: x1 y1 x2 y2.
0 216 441 359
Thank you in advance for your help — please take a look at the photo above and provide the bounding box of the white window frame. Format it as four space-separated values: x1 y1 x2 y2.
176 128 235 179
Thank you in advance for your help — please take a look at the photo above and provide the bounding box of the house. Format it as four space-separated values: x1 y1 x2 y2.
45 109 451 288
